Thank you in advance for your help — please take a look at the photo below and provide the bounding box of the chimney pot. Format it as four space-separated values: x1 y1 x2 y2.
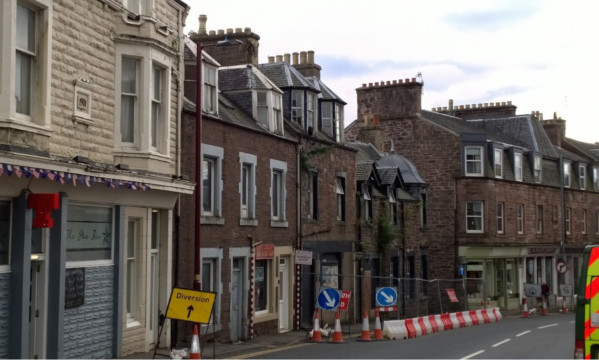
300 51 307 64
244 27 251 33
405 78 410 83
268 56 275 63
443 107 447 111
392 80 397 84
292 52 299 65
398 79 403 83
198 14 207 35
284 53 290 63
362 83 366 87
466 105 470 109
307 50 315 64
217 29 224 35
235 27 242 34
226 28 234 34
411 78 416 82
553 112 557 119
507 101 512 105
209 30 216 36
276 55 283 62
449 99 454 110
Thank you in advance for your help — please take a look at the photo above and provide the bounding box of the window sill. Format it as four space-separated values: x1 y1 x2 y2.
0 117 52 137
201 216 225 225
240 218 258 226
126 319 141 329
270 220 288 228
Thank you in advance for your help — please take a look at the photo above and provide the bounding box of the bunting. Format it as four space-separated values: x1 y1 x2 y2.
0 163 151 191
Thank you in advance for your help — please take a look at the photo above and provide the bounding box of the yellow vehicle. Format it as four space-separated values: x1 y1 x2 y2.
576 245 599 358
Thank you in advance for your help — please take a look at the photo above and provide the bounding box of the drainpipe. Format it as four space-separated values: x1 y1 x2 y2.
295 142 302 330
559 155 566 281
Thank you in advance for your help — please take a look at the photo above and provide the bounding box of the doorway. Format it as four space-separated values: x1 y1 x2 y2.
29 228 48 359
278 257 289 331
231 258 245 342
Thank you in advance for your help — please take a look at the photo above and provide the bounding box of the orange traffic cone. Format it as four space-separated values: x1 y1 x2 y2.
561 296 568 314
330 311 345 343
522 298 529 318
357 310 372 341
311 309 324 342
373 308 386 340
190 324 201 359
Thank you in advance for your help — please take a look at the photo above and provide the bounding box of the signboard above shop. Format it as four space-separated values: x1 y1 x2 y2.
255 244 274 260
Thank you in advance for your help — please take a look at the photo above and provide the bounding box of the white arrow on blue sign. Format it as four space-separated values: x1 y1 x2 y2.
317 287 341 310
376 287 398 307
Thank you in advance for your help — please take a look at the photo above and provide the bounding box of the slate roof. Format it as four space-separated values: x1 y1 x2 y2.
306 76 346 104
258 62 320 91
376 153 427 186
184 37 220 67
563 137 599 162
219 64 282 93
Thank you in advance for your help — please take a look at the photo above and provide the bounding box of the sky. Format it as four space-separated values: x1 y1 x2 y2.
184 1 599 144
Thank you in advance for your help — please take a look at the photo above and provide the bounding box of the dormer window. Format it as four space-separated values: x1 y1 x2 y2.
362 183 372 220
254 90 284 134
307 93 317 132
291 90 304 125
564 161 571 188
203 65 217 114
534 155 542 183
465 146 483 176
579 164 587 190
514 152 523 181
273 95 282 133
494 148 503 178
335 104 344 143
594 166 599 191
321 102 333 137
257 91 268 125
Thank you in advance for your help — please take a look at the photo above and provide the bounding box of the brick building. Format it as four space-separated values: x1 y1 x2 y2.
345 78 599 312
0 0 193 358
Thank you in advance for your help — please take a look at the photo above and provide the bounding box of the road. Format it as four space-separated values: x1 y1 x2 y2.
246 313 574 359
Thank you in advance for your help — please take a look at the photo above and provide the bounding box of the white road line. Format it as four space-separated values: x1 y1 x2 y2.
516 330 531 337
538 323 558 329
461 350 485 359
492 338 511 347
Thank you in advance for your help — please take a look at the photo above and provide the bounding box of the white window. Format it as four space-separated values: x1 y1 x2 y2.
66 205 114 264
536 205 543 234
321 102 333 137
494 148 503 178
203 65 217 114
0 0 52 130
273 93 283 133
580 164 587 190
239 152 257 222
201 248 223 326
497 202 504 234
362 183 372 220
517 204 524 234
534 155 542 183
465 146 483 176
257 91 268 126
582 209 587 234
270 159 287 225
307 93 317 131
291 90 304 125
336 176 345 221
514 153 523 182
126 219 140 325
466 201 484 233
335 104 344 143
566 207 571 235
202 144 223 218
116 45 171 155
564 161 571 188
122 0 153 15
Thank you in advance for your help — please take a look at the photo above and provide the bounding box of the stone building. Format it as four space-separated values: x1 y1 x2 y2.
345 79 599 312
0 0 193 357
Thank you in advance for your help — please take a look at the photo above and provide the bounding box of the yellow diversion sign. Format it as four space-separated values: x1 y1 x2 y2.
165 287 216 324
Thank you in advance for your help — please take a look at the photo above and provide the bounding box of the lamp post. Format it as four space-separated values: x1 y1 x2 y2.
194 38 242 291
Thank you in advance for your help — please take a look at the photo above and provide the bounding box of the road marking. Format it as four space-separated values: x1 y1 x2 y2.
492 338 510 347
516 330 531 337
235 343 311 359
461 350 485 359
538 323 558 329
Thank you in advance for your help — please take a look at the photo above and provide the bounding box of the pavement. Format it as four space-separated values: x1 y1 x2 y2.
121 307 569 359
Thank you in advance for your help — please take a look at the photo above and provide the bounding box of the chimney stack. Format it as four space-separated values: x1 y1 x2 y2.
198 14 207 35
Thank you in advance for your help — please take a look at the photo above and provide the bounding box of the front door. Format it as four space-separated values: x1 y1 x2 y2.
29 228 48 359
231 258 244 342
278 257 289 331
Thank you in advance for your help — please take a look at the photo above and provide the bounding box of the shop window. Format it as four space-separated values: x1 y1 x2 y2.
255 259 270 313
66 205 113 263
321 254 339 289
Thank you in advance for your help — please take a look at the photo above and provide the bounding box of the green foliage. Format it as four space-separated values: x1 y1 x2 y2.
376 214 397 254
300 146 333 172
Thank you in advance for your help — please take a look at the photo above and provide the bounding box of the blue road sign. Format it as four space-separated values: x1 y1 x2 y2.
458 265 465 276
317 287 341 310
376 287 398 307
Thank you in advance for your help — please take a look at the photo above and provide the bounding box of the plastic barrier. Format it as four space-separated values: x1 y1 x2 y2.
382 319 408 340
476 309 490 324
469 310 480 326
404 318 418 338
441 313 453 330
428 315 439 333
453 312 466 328
418 317 430 336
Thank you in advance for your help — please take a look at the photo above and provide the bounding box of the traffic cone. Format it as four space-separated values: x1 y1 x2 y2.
522 298 529 318
190 324 201 359
373 308 386 340
310 309 324 342
330 311 345 343
541 298 548 315
561 296 568 314
357 310 372 341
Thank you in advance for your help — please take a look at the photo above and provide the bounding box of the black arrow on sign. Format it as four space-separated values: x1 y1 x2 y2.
187 305 194 318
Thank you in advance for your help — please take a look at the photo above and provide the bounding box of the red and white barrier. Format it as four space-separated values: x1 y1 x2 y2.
469 310 480 326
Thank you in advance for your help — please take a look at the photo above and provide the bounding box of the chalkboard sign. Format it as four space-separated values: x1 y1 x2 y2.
65 268 85 309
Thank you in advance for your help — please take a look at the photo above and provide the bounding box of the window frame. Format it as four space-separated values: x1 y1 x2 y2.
465 146 484 177
307 171 319 220
564 161 571 188
254 259 270 314
66 204 115 266
125 218 140 326
201 144 224 219
514 152 523 182
306 92 317 131
466 201 484 233
494 148 503 178
497 202 504 234
565 207 571 235
291 90 304 126
334 103 344 143
336 176 346 221
534 155 542 183
203 64 218 114
517 204 524 234
582 209 587 234
536 205 543 234
580 164 587 190
239 152 257 223
270 159 287 226
362 183 373 221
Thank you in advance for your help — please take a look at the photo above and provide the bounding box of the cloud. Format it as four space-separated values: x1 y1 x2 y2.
443 2 542 31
